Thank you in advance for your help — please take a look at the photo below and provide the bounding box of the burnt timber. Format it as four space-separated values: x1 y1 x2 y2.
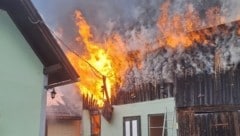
176 69 240 107
111 20 240 136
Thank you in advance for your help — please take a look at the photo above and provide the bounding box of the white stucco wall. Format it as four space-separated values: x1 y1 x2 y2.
82 110 92 136
83 98 177 136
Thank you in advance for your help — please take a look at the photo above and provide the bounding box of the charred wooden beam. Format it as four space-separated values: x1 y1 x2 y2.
102 76 111 104
102 102 113 122
177 105 240 113
114 82 175 105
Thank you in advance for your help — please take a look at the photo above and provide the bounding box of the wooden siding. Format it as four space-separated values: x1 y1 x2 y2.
178 108 240 136
113 83 174 105
176 69 240 107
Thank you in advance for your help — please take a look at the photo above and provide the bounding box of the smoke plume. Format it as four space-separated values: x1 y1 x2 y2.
32 0 240 91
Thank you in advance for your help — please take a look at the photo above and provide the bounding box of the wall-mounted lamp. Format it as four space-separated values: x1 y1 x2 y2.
51 88 56 99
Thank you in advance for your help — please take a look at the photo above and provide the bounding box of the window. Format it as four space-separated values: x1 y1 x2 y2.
90 110 101 136
123 116 141 136
148 114 165 136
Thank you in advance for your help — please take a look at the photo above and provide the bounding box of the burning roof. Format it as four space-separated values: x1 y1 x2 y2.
61 1 240 107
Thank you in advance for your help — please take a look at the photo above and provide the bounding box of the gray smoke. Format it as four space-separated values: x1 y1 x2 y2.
32 0 240 44
221 0 240 22
32 0 240 34
32 0 240 91
122 21 240 91
46 84 82 117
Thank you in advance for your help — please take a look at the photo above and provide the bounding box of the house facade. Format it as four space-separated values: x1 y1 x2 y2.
82 98 177 136
102 98 177 136
0 0 78 136
82 70 240 136
81 20 240 136
0 10 45 136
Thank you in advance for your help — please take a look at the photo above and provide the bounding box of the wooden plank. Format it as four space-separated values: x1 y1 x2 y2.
194 76 199 106
178 110 240 136
230 71 234 104
205 74 210 105
236 70 240 104
198 75 203 106
210 74 215 105
178 111 191 136
176 78 183 107
232 71 238 104
221 72 225 104
178 105 240 113
194 113 201 136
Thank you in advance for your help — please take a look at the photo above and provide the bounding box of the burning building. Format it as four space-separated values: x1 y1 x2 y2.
0 0 79 136
60 0 240 136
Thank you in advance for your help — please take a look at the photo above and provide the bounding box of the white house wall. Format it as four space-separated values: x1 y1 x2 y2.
82 110 92 136
0 10 44 136
105 98 177 136
82 98 177 136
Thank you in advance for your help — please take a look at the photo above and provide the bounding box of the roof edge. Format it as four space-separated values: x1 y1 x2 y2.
20 0 79 81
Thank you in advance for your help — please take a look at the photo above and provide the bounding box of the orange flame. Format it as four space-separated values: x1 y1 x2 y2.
67 11 130 107
157 1 226 48
66 2 229 107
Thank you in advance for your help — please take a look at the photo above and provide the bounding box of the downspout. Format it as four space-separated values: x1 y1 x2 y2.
39 75 48 136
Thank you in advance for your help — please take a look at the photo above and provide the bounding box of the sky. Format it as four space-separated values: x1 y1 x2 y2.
32 0 240 41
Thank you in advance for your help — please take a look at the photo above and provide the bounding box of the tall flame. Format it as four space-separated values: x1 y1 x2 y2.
67 11 130 107
157 1 225 48
66 1 229 107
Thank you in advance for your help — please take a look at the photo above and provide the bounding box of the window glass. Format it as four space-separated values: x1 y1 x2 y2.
125 121 131 136
132 120 138 136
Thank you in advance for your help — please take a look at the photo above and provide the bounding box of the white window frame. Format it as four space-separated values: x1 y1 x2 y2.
123 116 141 136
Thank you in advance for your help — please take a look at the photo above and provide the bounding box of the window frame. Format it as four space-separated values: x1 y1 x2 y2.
148 114 165 136
123 116 141 136
90 110 101 136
